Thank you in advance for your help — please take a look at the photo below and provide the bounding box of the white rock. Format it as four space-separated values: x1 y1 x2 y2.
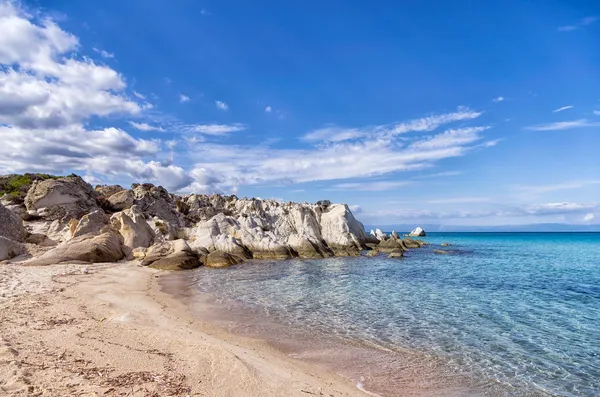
409 227 426 237
110 206 155 259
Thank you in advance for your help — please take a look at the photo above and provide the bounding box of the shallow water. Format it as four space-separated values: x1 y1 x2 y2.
164 233 600 396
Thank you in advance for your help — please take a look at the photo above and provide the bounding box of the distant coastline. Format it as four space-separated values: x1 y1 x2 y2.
365 223 600 233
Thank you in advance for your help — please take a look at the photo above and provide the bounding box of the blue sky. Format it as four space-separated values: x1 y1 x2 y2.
1 0 599 226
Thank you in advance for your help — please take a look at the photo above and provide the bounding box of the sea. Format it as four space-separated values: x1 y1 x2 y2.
162 233 600 396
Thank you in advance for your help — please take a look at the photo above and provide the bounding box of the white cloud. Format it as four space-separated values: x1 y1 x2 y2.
0 2 197 192
92 47 114 59
553 105 574 113
302 107 483 143
514 180 600 196
330 181 411 191
492 96 504 102
128 121 165 132
427 197 491 204
559 16 598 32
363 202 598 221
183 123 246 135
593 110 600 116
525 119 600 131
520 202 597 215
583 213 595 222
133 91 146 100
409 127 489 150
265 106 272 112
179 94 190 103
0 2 142 130
186 119 492 189
200 9 211 16
303 126 368 142
215 100 228 111
0 2 498 196
412 171 462 179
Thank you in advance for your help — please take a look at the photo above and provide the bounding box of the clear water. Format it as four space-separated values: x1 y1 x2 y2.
183 233 600 396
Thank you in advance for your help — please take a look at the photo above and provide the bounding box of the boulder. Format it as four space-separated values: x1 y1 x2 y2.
111 206 155 259
388 250 404 259
148 251 200 271
287 235 331 258
24 175 99 222
409 227 426 237
23 231 124 266
391 231 400 240
0 202 26 242
70 210 109 239
320 204 366 254
204 250 245 268
141 242 174 266
378 238 407 253
403 237 422 249
365 248 379 257
94 184 124 198
375 229 387 241
441 242 452 247
107 189 135 211
0 236 26 261
142 239 201 270
433 249 457 255
364 234 380 244
132 184 182 226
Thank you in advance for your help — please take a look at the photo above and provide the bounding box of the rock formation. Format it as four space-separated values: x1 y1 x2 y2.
0 202 26 242
409 226 426 237
0 202 27 261
1 173 431 269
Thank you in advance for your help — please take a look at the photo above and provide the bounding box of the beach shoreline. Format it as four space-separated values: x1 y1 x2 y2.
0 261 368 396
159 264 518 397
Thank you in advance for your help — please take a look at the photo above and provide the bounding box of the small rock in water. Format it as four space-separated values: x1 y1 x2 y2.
82 267 89 274
441 242 452 247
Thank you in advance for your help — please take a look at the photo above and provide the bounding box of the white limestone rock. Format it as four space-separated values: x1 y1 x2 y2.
375 229 386 241
409 227 426 237
111 205 156 259
70 210 109 239
22 231 124 266
24 175 99 222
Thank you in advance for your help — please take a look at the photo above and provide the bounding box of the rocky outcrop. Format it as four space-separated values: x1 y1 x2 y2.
204 251 245 268
23 231 124 266
143 240 201 271
107 189 135 211
409 227 426 237
6 173 376 269
25 175 99 222
403 237 423 248
110 206 155 259
0 202 26 242
70 210 109 239
320 204 366 256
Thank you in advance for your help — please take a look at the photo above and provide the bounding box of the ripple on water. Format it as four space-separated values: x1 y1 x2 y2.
163 232 600 397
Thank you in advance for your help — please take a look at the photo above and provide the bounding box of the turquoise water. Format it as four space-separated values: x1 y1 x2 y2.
186 233 600 396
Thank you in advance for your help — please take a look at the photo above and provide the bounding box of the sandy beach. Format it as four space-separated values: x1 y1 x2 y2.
0 261 366 396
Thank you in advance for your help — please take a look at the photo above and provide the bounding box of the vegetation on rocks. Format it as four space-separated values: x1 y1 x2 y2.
0 174 59 203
